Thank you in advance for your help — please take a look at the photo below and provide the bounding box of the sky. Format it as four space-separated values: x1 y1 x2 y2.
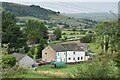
0 0 119 13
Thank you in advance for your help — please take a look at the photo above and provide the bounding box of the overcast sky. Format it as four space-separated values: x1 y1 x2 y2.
0 0 119 13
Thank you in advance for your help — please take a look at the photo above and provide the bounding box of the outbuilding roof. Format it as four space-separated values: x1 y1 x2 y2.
12 53 26 61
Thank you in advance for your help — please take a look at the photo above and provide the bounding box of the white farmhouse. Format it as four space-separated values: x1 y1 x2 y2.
42 43 90 63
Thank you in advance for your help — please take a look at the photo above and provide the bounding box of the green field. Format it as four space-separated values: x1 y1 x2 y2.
37 63 88 73
50 15 81 25
48 29 85 39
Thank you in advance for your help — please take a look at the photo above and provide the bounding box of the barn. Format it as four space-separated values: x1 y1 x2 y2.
12 53 35 68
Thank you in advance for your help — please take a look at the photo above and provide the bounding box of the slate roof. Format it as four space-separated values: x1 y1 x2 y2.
50 43 87 52
12 53 26 61
50 44 65 52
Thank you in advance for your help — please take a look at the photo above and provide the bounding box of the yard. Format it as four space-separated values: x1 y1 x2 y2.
22 62 92 78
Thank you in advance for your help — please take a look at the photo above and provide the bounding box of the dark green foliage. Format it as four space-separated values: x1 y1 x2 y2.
2 2 57 20
95 21 119 53
36 39 47 59
27 49 34 59
25 20 48 44
2 55 16 68
2 11 27 53
53 27 62 40
72 28 76 31
80 34 94 43
25 20 48 59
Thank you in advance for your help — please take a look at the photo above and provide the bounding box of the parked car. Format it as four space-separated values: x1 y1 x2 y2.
36 59 46 66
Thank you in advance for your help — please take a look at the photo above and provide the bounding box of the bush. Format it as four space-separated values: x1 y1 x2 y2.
2 55 16 68
80 34 93 43
62 32 66 35
69 59 118 78
2 68 28 78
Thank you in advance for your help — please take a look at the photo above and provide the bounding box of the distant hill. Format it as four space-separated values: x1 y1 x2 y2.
1 2 98 28
62 13 117 21
2 2 58 20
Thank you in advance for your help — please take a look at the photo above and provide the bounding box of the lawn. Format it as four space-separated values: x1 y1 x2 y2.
88 42 102 55
37 62 89 74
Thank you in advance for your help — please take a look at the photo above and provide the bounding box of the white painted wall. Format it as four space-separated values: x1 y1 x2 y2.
66 51 85 63
56 51 86 63
19 55 35 68
56 52 66 62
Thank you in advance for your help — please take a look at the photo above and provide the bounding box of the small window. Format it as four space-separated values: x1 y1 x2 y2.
58 53 59 56
73 57 75 60
78 57 80 60
73 52 75 54
68 58 71 60
45 53 47 54
64 52 66 55
81 57 83 60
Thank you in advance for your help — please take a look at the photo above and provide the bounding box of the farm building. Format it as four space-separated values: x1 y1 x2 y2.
12 53 35 68
42 43 90 63
48 34 56 42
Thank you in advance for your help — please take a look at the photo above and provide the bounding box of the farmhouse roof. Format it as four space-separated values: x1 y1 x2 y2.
12 53 27 61
50 43 87 52
50 44 65 52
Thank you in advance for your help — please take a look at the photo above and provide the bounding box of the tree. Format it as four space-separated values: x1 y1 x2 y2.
24 20 48 59
95 21 119 54
25 20 48 44
80 34 94 43
36 39 47 59
53 27 62 40
2 11 27 53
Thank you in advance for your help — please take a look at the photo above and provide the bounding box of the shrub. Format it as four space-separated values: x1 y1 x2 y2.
80 34 93 43
2 55 16 68
62 32 66 35
2 68 28 78
69 59 118 78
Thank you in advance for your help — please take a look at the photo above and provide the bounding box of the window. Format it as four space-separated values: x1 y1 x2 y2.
78 57 80 60
73 57 75 60
81 57 83 60
73 52 75 54
64 52 66 55
58 53 59 56
68 58 71 60
45 53 47 54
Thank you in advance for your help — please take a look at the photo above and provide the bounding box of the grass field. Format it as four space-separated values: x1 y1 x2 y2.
48 29 85 39
88 42 102 55
50 15 81 25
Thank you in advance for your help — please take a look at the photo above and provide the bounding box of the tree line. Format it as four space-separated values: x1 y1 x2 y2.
2 11 48 59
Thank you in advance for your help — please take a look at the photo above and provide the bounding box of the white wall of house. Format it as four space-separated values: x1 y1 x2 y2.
18 55 34 68
66 51 85 63
56 51 86 63
56 52 66 62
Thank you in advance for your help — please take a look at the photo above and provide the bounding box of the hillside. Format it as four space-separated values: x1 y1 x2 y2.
62 13 117 21
2 2 97 28
2 2 58 20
